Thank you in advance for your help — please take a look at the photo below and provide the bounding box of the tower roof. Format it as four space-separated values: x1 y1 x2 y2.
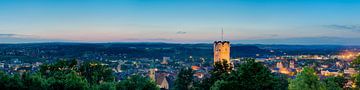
214 41 230 44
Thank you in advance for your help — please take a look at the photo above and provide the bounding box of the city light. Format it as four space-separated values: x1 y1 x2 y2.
339 51 360 61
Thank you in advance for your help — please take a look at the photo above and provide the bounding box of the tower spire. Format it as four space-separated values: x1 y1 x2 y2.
221 27 224 41
214 27 230 65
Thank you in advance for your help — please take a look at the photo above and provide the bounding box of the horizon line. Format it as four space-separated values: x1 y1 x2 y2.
1 41 359 46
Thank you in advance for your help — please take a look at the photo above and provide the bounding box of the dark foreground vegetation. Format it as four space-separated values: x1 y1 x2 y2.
1 57 360 90
0 60 158 90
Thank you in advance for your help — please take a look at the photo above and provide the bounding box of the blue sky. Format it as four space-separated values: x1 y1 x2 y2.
1 0 360 45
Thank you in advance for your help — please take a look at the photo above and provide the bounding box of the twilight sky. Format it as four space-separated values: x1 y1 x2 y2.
1 0 360 45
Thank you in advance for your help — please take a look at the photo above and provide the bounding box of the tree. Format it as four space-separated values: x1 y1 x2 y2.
211 59 232 80
40 59 77 78
40 60 76 90
355 74 360 89
351 55 360 70
1 71 49 90
91 82 117 90
1 60 165 90
173 67 194 90
210 80 236 90
323 79 342 90
117 75 159 90
22 72 49 90
63 71 89 90
5 74 24 90
47 70 90 90
273 74 289 90
230 58 277 90
0 71 10 90
200 60 233 90
289 67 325 90
40 60 114 85
322 76 346 90
210 58 287 90
79 61 114 84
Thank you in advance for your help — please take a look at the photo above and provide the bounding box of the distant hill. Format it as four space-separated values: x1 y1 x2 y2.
0 43 357 60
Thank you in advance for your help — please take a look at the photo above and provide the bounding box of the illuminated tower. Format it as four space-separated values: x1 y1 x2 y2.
214 29 230 64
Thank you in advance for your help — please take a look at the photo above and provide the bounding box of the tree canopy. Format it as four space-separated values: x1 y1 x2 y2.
351 55 360 70
0 58 355 90
0 59 159 90
79 61 114 84
322 76 345 90
289 67 325 90
117 75 159 90
205 58 288 90
173 67 194 90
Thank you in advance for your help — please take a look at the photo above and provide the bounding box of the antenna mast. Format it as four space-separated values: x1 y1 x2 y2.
221 28 224 41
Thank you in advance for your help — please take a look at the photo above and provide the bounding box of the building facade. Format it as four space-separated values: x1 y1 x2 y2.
213 41 230 64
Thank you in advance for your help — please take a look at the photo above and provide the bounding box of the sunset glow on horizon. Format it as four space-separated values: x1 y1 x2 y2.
1 0 360 44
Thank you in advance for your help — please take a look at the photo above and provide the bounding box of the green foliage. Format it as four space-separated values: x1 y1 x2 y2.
351 55 360 70
0 71 10 89
322 76 346 90
40 59 78 78
355 74 360 89
273 74 289 90
173 67 194 90
211 59 232 80
229 58 280 90
117 75 160 90
200 60 233 90
91 82 117 90
0 71 49 90
47 70 90 90
6 74 24 90
191 80 203 90
79 61 114 85
0 60 162 90
209 80 236 90
1 58 351 90
22 72 49 90
322 78 342 90
47 76 66 90
203 58 288 90
63 71 89 90
289 67 325 90
40 60 114 85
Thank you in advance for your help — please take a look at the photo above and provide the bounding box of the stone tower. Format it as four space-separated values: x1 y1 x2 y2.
214 41 230 64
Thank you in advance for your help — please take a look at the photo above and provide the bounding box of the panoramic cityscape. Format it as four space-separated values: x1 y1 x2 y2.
1 0 360 90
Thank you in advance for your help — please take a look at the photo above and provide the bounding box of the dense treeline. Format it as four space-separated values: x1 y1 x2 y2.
1 56 360 90
173 58 360 90
173 59 289 90
0 60 159 90
3 43 336 63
